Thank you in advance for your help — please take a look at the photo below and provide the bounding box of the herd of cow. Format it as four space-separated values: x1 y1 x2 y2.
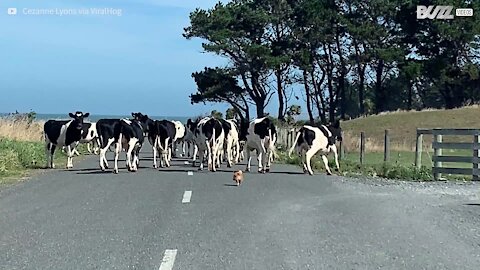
43 111 343 176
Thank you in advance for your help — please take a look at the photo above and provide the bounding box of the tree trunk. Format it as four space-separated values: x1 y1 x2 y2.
334 25 347 120
407 80 413 110
276 68 285 121
326 43 336 123
255 99 265 118
374 59 385 113
303 70 315 125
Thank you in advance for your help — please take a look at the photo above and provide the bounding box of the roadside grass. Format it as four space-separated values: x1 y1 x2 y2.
0 117 90 185
277 148 473 181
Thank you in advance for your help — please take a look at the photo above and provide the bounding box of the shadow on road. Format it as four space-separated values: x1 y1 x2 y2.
223 184 239 187
464 203 480 206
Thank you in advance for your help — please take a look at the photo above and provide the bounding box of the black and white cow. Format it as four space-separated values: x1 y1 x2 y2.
218 119 240 168
71 122 99 156
288 121 342 175
44 111 90 169
96 113 148 173
147 119 177 168
170 120 186 159
238 117 277 173
182 118 198 159
191 117 225 172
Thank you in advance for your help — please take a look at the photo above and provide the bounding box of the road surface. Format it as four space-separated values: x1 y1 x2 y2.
1 150 480 269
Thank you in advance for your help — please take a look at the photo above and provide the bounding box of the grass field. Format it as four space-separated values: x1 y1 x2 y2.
280 106 480 181
341 105 480 152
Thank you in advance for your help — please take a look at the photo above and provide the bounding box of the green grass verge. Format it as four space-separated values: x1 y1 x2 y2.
0 138 89 185
276 149 472 181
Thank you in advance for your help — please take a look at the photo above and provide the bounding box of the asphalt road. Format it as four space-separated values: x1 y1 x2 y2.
1 149 480 270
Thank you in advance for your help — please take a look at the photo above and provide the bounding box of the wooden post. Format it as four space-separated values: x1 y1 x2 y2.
433 133 443 181
384 129 390 162
360 132 365 165
473 133 479 181
415 130 423 168
339 132 345 161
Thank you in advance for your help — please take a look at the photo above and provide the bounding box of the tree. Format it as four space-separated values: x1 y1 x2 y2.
210 110 223 119
226 107 241 120
184 1 275 117
286 104 301 124
190 67 250 121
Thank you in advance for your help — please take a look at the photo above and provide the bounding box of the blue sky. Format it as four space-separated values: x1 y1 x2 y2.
1 0 285 117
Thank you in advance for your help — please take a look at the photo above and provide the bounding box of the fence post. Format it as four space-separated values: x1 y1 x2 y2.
339 131 345 160
433 133 443 181
473 133 479 181
384 129 390 162
415 130 423 168
360 132 365 165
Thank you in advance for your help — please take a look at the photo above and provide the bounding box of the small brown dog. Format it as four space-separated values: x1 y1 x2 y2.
233 170 244 186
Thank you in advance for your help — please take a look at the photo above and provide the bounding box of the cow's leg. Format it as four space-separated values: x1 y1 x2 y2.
100 138 114 171
321 155 333 175
246 149 252 172
86 141 92 154
301 149 308 174
65 145 74 169
304 148 317 175
164 138 171 167
45 142 51 168
46 142 56 169
331 146 340 172
226 140 233 168
72 147 80 157
113 136 122 174
198 149 205 170
126 139 137 172
152 138 159 169
256 149 265 173
234 141 240 164
93 138 100 155
205 140 213 171
191 143 197 167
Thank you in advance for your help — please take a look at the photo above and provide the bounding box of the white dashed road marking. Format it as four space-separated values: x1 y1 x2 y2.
182 191 192 203
158 249 177 270
187 171 193 176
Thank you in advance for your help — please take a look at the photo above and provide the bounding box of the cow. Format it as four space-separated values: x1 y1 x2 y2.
182 118 198 159
96 113 148 173
71 122 99 156
191 117 225 172
43 111 90 169
238 117 278 173
147 119 177 168
170 120 186 159
218 119 240 168
288 121 342 175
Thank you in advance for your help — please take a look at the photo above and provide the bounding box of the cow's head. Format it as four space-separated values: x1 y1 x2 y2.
327 120 342 142
131 112 152 133
238 118 249 142
187 117 202 135
69 111 90 130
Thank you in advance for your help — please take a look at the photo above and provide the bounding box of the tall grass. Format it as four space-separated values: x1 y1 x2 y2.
0 117 52 182
0 118 44 142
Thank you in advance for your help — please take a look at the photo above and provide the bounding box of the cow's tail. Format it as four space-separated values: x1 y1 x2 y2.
288 129 302 159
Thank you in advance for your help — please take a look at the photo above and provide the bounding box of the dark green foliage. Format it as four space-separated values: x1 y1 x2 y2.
185 0 480 121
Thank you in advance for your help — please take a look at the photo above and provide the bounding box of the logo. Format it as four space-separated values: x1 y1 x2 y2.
7 7 17 15
417 5 454 19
